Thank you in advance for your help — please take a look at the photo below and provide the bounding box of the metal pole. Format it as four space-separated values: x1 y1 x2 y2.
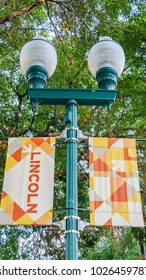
65 99 79 260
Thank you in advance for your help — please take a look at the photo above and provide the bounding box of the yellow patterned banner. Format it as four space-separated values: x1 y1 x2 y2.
0 137 55 225
89 138 144 227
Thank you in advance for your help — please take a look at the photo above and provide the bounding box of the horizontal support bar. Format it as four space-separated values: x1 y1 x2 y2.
27 88 118 106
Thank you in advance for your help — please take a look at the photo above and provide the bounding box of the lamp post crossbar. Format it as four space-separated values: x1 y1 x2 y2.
27 88 117 108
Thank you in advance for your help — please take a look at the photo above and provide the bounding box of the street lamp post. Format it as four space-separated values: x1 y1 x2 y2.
20 36 125 260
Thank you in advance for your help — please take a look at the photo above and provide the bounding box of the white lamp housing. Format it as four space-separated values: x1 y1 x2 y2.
87 36 125 78
20 36 57 78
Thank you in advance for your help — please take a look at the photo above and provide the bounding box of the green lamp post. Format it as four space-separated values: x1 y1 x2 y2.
20 35 125 260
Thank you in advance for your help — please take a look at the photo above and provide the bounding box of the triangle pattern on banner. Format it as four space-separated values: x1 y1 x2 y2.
104 218 112 226
90 201 104 211
93 192 105 202
111 202 129 222
112 213 130 226
45 138 51 145
94 158 110 171
124 148 136 161
5 156 17 172
40 142 54 155
0 210 13 225
35 209 53 225
128 191 141 202
119 208 129 223
89 150 94 165
31 137 44 146
1 190 7 199
11 147 22 162
16 214 34 225
110 177 126 194
124 138 136 148
3 201 14 219
109 138 124 148
116 171 127 178
108 138 119 148
1 193 14 209
127 177 140 191
22 138 37 153
111 201 125 212
12 202 26 222
109 182 128 202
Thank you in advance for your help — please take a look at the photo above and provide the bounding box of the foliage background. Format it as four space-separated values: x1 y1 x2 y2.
0 0 146 260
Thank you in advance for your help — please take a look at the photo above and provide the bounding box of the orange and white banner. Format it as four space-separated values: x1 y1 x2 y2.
89 138 144 227
0 137 55 225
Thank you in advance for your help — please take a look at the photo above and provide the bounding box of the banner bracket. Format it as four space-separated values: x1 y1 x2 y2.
51 217 91 235
56 127 88 140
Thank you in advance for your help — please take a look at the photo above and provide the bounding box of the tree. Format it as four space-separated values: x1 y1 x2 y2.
0 0 146 260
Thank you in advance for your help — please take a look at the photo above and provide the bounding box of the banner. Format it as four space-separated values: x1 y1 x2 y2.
89 138 144 227
0 137 55 225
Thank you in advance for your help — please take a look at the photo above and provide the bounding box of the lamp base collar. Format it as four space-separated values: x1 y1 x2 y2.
96 67 118 90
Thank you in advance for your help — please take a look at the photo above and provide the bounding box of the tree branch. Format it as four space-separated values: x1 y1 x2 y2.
79 107 98 129
0 0 44 25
